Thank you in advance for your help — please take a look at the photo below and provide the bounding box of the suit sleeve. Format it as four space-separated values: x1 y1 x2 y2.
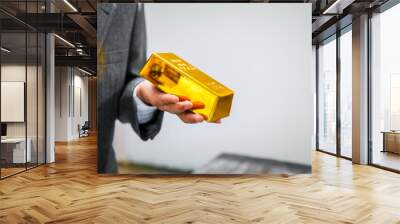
118 4 164 141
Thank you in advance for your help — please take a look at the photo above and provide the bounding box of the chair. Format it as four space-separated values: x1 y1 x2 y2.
78 121 90 138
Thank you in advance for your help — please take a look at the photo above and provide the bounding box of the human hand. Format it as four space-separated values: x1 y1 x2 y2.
135 80 206 123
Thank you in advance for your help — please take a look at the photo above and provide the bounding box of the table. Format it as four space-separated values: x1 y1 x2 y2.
1 138 31 164
382 131 400 154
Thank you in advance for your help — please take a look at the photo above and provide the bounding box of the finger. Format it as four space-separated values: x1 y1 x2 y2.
177 95 190 102
153 93 179 106
159 101 193 114
200 114 208 121
176 95 205 109
199 114 221 123
140 84 175 106
178 112 204 123
191 101 205 110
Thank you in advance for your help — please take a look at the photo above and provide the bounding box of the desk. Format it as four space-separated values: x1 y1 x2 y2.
382 131 400 154
1 138 31 163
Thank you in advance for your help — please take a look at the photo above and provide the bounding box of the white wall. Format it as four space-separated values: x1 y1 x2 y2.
114 3 312 170
72 73 89 138
1 65 39 137
54 67 89 141
1 63 47 163
1 66 26 127
1 82 24 122
55 67 69 141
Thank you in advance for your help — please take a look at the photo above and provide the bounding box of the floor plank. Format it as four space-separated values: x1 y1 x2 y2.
0 135 400 223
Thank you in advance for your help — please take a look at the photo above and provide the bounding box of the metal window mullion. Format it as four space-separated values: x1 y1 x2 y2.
36 0 39 167
44 32 47 165
316 45 320 150
367 11 373 165
336 30 341 157
24 0 28 171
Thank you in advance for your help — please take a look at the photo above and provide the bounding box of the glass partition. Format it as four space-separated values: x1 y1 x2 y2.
1 30 28 177
0 1 46 179
316 27 353 159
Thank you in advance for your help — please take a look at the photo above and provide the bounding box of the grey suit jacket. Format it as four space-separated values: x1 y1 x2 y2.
97 3 164 173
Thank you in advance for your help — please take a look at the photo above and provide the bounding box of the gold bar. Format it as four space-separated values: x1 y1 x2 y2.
140 53 234 122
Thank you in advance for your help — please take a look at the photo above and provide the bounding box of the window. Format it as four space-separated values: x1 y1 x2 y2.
339 28 352 158
318 37 337 154
371 3 400 171
317 26 353 159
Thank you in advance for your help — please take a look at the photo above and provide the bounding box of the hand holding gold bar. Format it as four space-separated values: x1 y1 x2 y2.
140 53 234 122
135 80 205 123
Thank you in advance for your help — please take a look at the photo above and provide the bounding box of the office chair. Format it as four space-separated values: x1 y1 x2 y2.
78 121 90 138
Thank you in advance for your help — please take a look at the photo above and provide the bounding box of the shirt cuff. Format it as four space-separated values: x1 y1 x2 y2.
133 83 157 124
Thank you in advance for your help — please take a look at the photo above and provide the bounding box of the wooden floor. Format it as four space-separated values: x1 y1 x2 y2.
1 167 26 178
1 135 400 223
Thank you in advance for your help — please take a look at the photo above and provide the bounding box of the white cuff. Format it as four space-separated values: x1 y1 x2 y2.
133 84 157 124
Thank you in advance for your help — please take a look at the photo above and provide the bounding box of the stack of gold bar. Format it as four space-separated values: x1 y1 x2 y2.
140 53 234 122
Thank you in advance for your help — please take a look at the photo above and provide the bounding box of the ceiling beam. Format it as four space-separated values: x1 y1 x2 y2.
322 0 356 14
67 13 96 39
55 55 96 69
